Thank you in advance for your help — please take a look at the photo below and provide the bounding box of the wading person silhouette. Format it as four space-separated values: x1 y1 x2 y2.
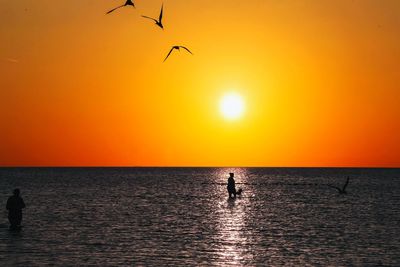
6 189 25 231
227 173 236 198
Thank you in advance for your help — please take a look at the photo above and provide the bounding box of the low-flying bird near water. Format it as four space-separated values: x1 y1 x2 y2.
106 0 135 14
163 46 193 62
328 177 350 194
142 3 164 29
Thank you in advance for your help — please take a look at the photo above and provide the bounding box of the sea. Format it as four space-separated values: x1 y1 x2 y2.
0 167 399 266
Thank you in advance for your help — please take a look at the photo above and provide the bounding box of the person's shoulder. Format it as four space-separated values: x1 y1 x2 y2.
6 196 14 205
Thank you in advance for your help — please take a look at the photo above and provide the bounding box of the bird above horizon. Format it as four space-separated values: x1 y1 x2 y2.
328 176 350 194
142 3 164 29
106 0 135 14
163 46 193 62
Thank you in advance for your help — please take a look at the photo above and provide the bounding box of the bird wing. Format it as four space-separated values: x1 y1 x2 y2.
159 3 164 22
107 5 124 14
180 46 193 55
342 177 350 191
142 15 157 23
328 185 341 192
163 47 175 62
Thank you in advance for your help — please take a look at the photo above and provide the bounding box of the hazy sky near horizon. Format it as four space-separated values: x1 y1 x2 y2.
1 0 400 166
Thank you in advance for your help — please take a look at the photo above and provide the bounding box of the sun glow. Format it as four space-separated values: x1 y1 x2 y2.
220 92 245 120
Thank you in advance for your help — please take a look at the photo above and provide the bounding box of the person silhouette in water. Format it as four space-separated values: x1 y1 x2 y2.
227 173 236 198
6 189 25 230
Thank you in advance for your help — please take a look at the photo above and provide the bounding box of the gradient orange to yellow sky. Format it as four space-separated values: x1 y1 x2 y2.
1 0 399 167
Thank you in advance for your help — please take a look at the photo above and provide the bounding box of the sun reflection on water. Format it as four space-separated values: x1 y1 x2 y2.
212 168 252 265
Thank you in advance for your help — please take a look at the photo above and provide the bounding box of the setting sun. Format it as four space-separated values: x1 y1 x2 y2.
220 92 245 120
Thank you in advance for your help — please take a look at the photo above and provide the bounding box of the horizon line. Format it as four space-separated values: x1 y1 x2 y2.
0 166 399 169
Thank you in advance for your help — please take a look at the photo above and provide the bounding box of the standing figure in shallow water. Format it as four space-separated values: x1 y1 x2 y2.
6 189 25 230
227 173 236 198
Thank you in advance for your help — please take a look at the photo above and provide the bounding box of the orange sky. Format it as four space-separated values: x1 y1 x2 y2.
1 0 399 167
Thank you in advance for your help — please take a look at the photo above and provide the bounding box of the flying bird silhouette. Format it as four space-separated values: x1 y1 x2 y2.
163 46 193 62
142 3 164 29
328 177 350 194
107 0 135 14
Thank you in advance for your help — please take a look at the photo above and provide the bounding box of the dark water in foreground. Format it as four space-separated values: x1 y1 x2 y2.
0 168 399 266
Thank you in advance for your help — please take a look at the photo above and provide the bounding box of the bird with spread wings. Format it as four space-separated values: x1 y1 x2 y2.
328 177 350 194
107 0 135 14
164 46 193 62
142 3 164 29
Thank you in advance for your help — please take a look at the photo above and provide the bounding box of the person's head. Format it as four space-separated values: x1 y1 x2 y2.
229 173 234 178
13 188 20 196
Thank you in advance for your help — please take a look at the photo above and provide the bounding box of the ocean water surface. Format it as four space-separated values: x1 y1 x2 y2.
0 167 399 266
